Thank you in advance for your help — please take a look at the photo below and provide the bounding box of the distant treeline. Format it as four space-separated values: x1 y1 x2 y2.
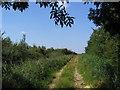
2 34 77 64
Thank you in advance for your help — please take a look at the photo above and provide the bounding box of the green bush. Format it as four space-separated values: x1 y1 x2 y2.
2 55 73 88
77 54 119 88
2 34 76 64
86 27 120 61
84 27 120 88
2 34 76 88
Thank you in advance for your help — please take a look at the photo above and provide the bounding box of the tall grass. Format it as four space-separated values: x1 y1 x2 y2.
2 34 77 88
77 54 119 88
55 56 76 88
2 55 73 88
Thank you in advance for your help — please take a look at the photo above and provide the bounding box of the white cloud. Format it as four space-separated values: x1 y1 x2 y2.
58 1 69 8
21 31 26 34
64 1 68 8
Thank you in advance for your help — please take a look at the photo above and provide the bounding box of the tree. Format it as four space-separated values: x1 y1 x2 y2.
88 2 120 35
85 27 120 88
0 0 74 27
1 1 120 35
86 27 120 60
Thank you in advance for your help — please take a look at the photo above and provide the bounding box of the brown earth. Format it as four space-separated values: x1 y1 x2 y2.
49 55 91 89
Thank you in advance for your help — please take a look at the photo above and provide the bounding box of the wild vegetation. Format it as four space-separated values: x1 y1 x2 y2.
1 1 120 89
2 34 76 88
77 28 120 88
77 2 120 89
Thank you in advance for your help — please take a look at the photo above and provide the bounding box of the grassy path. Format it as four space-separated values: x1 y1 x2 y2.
48 62 66 88
74 56 90 88
49 55 90 89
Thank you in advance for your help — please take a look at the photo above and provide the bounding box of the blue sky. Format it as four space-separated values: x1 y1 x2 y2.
2 2 97 54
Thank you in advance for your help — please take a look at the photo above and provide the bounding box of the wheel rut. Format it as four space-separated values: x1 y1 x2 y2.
49 55 91 89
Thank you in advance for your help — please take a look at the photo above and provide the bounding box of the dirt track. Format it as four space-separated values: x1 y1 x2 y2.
49 55 90 89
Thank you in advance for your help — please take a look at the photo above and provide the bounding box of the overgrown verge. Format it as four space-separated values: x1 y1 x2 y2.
2 55 73 88
77 54 119 89
78 27 120 89
2 34 76 88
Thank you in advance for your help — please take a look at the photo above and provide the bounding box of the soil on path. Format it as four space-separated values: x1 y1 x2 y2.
74 56 91 88
49 55 91 89
48 59 68 88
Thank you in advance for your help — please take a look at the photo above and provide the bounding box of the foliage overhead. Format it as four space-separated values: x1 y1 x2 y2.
88 2 120 35
0 0 74 27
1 1 120 35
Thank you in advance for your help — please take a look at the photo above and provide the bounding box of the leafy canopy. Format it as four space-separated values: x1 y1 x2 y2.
88 2 120 35
0 0 74 27
1 1 120 35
